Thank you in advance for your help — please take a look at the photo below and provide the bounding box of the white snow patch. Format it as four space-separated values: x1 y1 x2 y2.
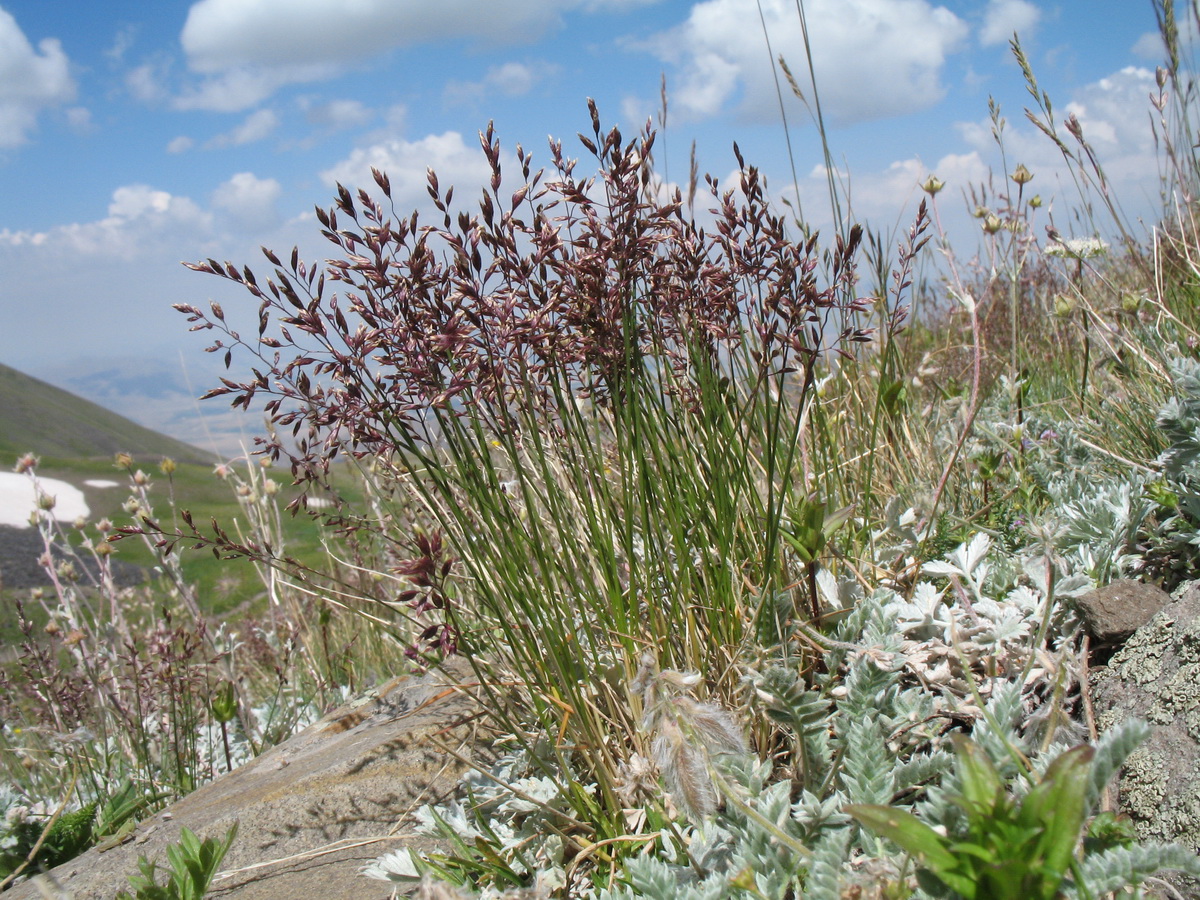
84 479 120 488
0 472 90 528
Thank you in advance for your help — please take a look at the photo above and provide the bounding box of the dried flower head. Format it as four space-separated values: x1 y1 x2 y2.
632 652 747 821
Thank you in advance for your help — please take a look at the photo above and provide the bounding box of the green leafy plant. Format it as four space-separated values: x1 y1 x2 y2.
849 737 1092 900
0 778 160 886
0 798 97 883
848 722 1200 900
115 823 238 900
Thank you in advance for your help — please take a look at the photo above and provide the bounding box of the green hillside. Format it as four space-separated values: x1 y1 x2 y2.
0 361 213 464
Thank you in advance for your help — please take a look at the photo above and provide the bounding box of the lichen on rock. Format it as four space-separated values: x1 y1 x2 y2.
1091 580 1200 894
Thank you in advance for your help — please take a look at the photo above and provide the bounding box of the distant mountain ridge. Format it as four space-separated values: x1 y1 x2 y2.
0 361 215 464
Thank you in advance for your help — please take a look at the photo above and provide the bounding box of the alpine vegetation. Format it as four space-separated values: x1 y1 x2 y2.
8 3 1200 898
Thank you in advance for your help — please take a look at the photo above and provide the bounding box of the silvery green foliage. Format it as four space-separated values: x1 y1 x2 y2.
1156 357 1200 479
593 759 827 900
988 417 1150 584
1055 475 1153 583
365 573 1200 899
878 533 1079 697
1023 360 1200 588
913 681 1027 832
363 738 584 891
1130 356 1200 586
868 498 927 587
1069 843 1200 898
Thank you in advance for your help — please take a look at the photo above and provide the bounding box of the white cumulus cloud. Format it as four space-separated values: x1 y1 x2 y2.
320 131 496 207
647 0 969 127
303 98 373 130
181 0 560 72
979 0 1041 47
175 64 336 112
212 172 283 231
167 135 195 154
0 7 75 148
445 61 557 105
64 106 92 133
126 59 172 103
206 108 281 148
0 184 213 259
173 0 655 110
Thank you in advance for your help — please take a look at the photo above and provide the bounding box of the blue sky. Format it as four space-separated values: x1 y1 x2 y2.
0 0 1176 455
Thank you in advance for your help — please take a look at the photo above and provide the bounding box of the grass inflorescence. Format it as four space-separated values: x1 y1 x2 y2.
8 2 1200 896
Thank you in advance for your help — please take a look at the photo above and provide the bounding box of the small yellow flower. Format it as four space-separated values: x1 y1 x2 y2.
1011 163 1034 185
921 175 945 196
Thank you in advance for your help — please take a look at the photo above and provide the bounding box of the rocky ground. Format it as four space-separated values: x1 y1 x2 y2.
0 524 145 591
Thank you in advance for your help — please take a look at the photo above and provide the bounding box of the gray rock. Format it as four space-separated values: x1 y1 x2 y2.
1074 578 1171 644
9 658 484 900
1090 580 1200 897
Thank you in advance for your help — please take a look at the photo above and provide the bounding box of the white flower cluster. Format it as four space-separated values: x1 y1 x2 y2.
1045 236 1108 259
